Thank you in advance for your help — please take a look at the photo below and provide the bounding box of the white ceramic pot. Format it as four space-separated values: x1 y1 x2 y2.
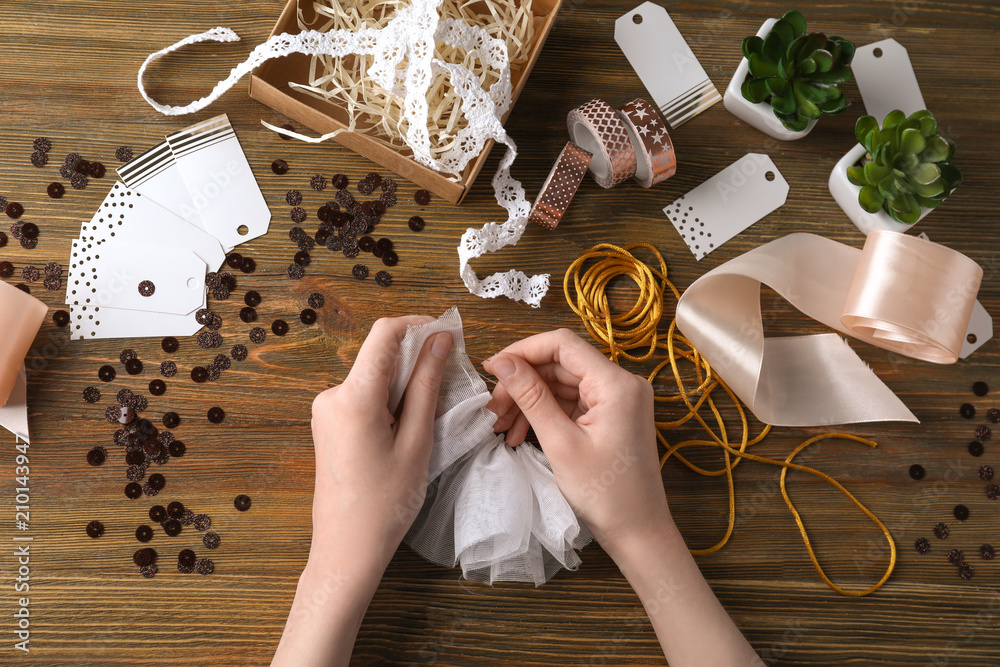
828 143 934 235
723 18 817 141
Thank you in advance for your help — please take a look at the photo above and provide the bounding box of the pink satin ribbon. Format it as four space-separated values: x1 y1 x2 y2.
676 231 983 427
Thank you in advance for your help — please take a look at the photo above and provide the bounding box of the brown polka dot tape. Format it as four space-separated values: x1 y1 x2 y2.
529 143 593 230
566 98 637 189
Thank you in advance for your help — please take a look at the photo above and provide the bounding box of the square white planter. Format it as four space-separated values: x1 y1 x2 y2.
723 18 817 141
829 143 933 235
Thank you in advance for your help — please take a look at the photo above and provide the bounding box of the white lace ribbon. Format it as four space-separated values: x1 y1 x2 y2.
136 1 549 306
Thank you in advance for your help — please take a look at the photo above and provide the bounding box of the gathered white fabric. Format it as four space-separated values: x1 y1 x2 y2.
389 308 591 585
136 1 549 306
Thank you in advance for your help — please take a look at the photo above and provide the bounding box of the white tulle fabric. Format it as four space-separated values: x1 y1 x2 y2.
136 1 549 306
389 308 591 585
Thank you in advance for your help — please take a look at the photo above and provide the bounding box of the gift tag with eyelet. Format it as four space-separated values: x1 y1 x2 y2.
853 39 926 124
663 154 788 260
615 2 721 128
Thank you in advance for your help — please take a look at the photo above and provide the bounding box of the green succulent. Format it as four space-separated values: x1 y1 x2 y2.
848 110 962 224
740 10 855 132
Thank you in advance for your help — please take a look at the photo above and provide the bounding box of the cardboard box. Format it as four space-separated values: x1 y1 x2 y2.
249 0 562 204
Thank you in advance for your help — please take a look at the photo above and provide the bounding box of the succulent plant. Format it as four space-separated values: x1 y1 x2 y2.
848 110 962 224
740 10 855 132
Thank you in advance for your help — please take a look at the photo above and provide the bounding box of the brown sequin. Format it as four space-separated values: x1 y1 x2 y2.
234 494 252 511
934 522 949 539
125 482 143 499
271 320 289 336
914 537 930 554
271 159 289 175
47 182 65 199
86 520 105 538
135 525 154 543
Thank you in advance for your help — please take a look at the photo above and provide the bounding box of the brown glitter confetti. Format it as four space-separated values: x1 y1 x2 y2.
307 293 325 309
126 465 144 482
70 173 88 190
958 563 975 580
141 480 159 497
310 174 328 191
86 520 105 538
914 537 930 554
960 403 975 419
207 407 225 424
286 263 304 279
140 563 158 578
47 182 65 199
193 514 212 532
290 207 307 223
20 266 38 282
125 482 143 499
135 525 154 543
87 446 106 466
980 465 995 481
116 146 133 162
948 548 964 564
380 191 397 208
271 158 289 175
137 280 155 297
297 236 315 252
195 308 214 326
285 189 302 206
190 366 208 383
162 412 181 429
934 522 949 539
975 425 991 441
375 270 392 287
981 544 995 560
203 532 221 550
213 354 231 370
33 137 51 153
357 178 374 195
986 484 999 500
954 505 969 521
98 365 117 383
83 386 101 403
231 344 248 361
249 327 266 344
197 331 223 349
196 558 214 575
234 494 252 511
352 263 369 280
988 408 1000 424
19 237 36 250
30 151 48 168
271 320 289 336
43 276 60 291
160 361 177 378
179 509 195 527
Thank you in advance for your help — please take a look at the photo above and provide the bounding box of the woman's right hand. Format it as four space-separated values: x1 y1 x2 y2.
483 329 672 556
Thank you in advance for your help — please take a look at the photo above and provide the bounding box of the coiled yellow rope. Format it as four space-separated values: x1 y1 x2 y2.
564 243 895 597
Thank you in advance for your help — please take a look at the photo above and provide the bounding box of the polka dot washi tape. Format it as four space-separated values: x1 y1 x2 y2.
528 143 593 230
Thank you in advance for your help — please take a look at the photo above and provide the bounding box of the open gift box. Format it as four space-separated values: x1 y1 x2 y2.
249 0 563 204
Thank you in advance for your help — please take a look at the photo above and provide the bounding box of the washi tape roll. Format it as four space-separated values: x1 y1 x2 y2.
529 143 594 230
566 99 637 189
615 98 677 188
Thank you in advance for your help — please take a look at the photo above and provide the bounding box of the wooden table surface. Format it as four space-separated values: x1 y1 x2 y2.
2 0 998 664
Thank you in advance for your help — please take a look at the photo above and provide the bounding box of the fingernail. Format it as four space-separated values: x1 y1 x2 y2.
431 332 452 359
491 354 516 380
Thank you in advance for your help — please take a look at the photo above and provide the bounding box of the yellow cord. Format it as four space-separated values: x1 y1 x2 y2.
563 243 896 597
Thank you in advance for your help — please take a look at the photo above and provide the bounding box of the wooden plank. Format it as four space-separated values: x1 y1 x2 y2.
0 0 997 664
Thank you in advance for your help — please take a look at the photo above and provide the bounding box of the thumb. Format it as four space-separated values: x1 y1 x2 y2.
395 332 452 452
487 353 578 446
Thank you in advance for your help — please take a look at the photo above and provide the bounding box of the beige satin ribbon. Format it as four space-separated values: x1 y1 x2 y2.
676 231 983 427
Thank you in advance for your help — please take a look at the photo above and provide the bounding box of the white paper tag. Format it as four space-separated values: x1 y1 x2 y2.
664 154 788 260
81 181 226 270
117 141 212 236
66 239 206 316
0 366 29 443
615 2 721 128
69 304 201 340
165 114 270 250
853 39 926 124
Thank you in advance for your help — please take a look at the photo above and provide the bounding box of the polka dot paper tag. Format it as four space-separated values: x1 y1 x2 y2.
663 154 788 261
